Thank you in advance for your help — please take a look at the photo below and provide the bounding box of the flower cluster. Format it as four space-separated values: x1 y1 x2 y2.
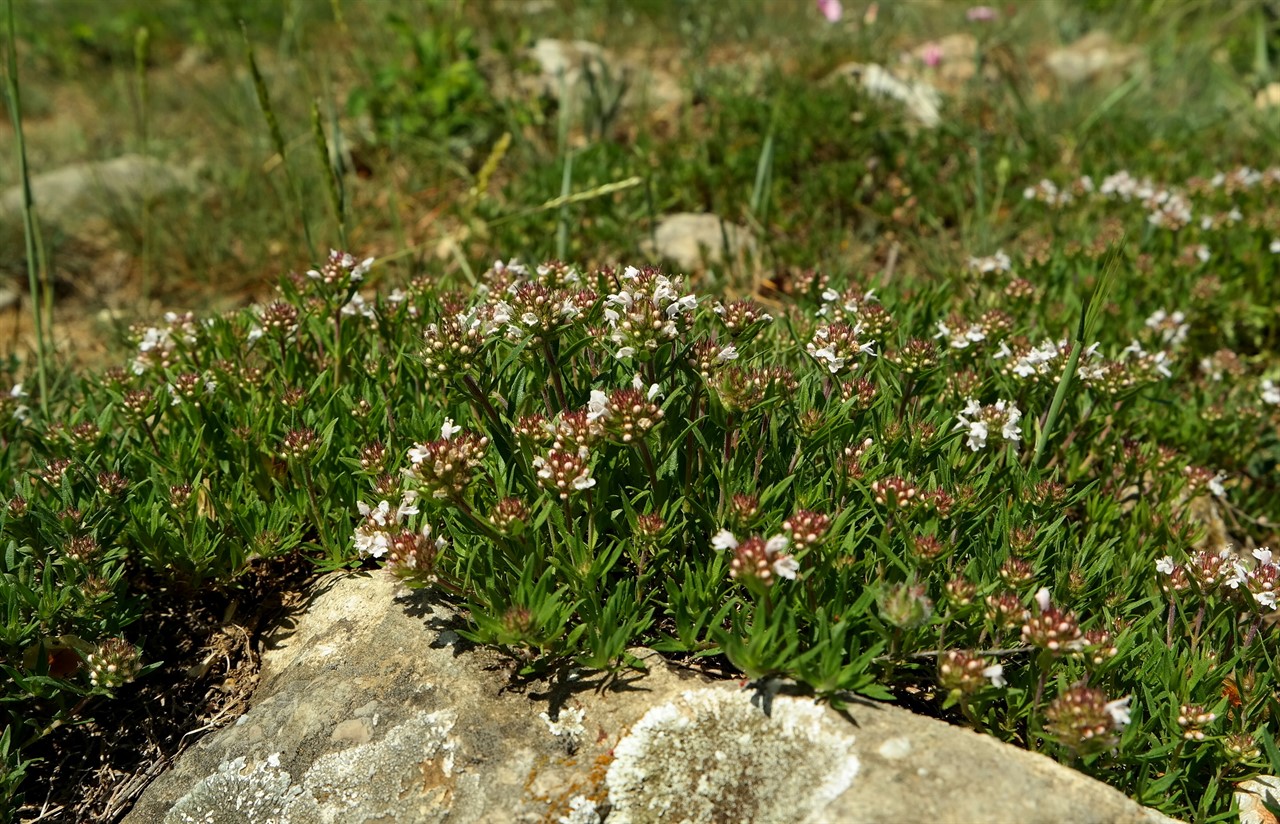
954 398 1022 451
403 423 490 499
713 530 799 591
806 322 877 374
601 266 698 360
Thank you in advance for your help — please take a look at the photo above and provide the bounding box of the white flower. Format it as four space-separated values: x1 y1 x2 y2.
572 471 596 491
960 419 988 451
1270 239 1280 254
352 525 391 559
982 663 1006 688
810 346 845 374
1155 556 1175 575
586 390 610 423
1208 472 1227 499
1253 547 1273 566
615 346 636 360
1261 379 1280 406
711 529 739 551
1034 587 1051 613
765 535 790 555
341 293 376 320
440 418 461 440
1255 591 1278 610
1104 696 1132 727
716 344 739 363
772 555 800 580
632 374 663 401
997 401 1022 442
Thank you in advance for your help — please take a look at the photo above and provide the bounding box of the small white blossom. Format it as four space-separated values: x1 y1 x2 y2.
982 664 1006 688
586 390 610 423
712 529 739 551
1261 379 1280 406
1104 696 1132 727
1155 556 1176 575
440 418 461 440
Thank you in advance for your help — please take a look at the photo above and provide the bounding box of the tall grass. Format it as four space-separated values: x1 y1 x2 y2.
2 0 48 413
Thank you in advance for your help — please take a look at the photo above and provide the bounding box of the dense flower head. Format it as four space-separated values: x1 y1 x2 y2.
351 492 421 559
714 298 774 335
878 581 934 629
489 497 530 534
955 398 1022 451
533 447 597 499
1177 704 1216 741
938 649 1005 696
86 638 142 690
306 248 374 288
1022 590 1084 655
714 530 798 590
280 427 320 461
404 432 490 498
985 591 1027 630
600 386 664 443
871 476 917 508
730 493 761 525
783 509 831 549
422 313 487 376
1046 686 1130 753
599 266 698 360
887 338 940 374
806 322 876 375
382 525 448 585
1227 547 1280 611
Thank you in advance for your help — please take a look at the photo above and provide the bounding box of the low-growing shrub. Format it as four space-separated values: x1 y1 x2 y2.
3 166 1280 818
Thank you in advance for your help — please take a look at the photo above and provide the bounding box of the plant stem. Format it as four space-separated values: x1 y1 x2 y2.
3 0 49 412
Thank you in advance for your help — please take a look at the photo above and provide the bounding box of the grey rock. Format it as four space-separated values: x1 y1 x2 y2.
0 154 198 233
512 38 683 124
1045 32 1143 85
641 212 757 272
127 572 1180 824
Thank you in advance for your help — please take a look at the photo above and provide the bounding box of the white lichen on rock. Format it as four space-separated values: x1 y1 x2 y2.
605 688 860 824
165 754 322 824
540 705 587 739
300 708 457 818
166 710 458 824
558 794 602 824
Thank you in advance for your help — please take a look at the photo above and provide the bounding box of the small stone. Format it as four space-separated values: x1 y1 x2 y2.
1045 31 1143 85
641 212 757 272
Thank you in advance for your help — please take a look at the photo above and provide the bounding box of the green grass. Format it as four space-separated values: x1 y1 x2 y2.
2 1 1280 820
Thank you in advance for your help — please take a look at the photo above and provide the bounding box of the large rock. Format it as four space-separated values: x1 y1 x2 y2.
641 212 757 273
126 572 1179 824
0 154 198 231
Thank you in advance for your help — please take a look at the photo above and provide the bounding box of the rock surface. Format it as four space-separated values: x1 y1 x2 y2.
513 38 683 125
1045 31 1143 85
126 572 1180 824
0 154 198 231
641 212 757 272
